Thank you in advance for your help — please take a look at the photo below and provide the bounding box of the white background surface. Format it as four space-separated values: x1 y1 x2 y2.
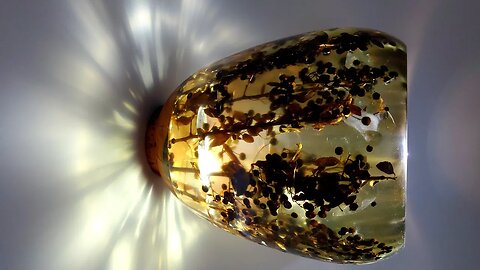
1 0 480 269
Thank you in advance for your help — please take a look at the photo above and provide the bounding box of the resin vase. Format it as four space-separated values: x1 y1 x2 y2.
146 28 407 264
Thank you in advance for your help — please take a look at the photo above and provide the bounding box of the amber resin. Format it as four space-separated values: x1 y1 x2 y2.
147 28 406 264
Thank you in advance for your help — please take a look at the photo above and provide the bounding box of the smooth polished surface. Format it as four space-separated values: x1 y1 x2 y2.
150 28 407 263
0 0 479 269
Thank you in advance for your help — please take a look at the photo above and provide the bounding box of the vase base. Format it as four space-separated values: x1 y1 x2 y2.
145 105 163 176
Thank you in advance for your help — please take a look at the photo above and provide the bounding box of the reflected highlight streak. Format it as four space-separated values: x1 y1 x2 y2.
135 185 154 238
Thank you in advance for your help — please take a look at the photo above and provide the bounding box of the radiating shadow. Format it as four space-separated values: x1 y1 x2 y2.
37 0 257 269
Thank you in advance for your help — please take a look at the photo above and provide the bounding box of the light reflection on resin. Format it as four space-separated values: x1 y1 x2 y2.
146 28 406 264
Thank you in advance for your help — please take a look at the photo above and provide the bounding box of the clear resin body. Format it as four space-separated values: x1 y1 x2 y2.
147 28 407 264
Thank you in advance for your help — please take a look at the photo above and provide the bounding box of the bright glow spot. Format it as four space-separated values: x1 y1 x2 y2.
198 136 223 186
196 107 222 186
109 237 134 270
129 5 151 33
168 231 182 259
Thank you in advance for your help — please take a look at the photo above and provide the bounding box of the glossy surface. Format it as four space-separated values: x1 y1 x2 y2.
2 1 480 270
148 28 406 263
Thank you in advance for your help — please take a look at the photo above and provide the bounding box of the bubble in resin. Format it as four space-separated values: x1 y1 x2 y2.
146 28 407 264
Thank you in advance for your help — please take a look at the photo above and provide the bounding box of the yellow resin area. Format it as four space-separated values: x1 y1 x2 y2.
148 28 406 264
